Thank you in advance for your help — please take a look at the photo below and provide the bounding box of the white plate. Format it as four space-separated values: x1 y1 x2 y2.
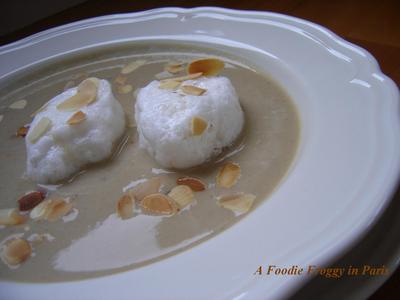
0 7 399 300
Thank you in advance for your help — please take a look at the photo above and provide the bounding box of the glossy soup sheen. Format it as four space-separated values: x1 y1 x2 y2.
0 43 300 282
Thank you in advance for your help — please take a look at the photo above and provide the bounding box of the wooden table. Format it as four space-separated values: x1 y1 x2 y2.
1 0 399 298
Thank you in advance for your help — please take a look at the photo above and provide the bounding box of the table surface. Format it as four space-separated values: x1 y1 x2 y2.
0 0 399 299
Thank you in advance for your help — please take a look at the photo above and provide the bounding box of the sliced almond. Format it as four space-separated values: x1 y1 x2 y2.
217 193 256 213
117 84 133 94
9 99 27 110
30 198 72 222
1 238 31 265
27 117 51 144
46 199 73 222
121 60 146 75
114 75 128 85
191 116 208 136
159 80 181 90
188 58 224 76
16 125 29 137
67 111 86 125
165 62 184 74
216 162 241 188
56 78 98 111
0 115 3 123
181 85 206 96
29 200 50 221
161 72 203 83
0 209 26 225
168 185 194 209
140 193 177 215
128 177 161 202
117 194 134 220
176 177 206 191
18 191 45 211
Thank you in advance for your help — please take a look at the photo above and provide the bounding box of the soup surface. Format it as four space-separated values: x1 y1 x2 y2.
0 43 299 282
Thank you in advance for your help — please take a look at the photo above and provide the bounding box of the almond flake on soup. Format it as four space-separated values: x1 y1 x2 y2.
16 125 29 137
121 60 146 75
216 162 241 188
0 209 26 226
176 177 206 191
187 58 225 76
140 193 178 215
9 99 27 110
168 185 194 209
117 194 134 220
1 238 31 265
30 198 72 222
165 62 184 74
217 193 256 214
128 177 162 202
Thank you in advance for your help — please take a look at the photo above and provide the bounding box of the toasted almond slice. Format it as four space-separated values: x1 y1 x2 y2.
165 63 184 74
9 99 27 110
67 111 86 125
140 193 177 215
114 75 128 85
159 80 181 90
29 200 50 221
218 193 256 213
46 199 73 222
0 209 26 225
161 72 203 83
56 78 98 111
191 116 208 136
16 125 29 137
216 162 241 188
18 191 45 211
117 194 134 220
188 58 224 76
1 238 31 265
27 117 51 144
128 177 161 202
117 84 133 94
168 185 194 209
30 198 72 221
176 177 206 191
121 60 146 75
181 85 206 96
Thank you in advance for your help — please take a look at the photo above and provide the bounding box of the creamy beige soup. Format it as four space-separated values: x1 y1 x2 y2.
0 43 299 282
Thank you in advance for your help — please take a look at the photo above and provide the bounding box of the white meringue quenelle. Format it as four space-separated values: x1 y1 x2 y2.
26 78 126 183
135 76 244 169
